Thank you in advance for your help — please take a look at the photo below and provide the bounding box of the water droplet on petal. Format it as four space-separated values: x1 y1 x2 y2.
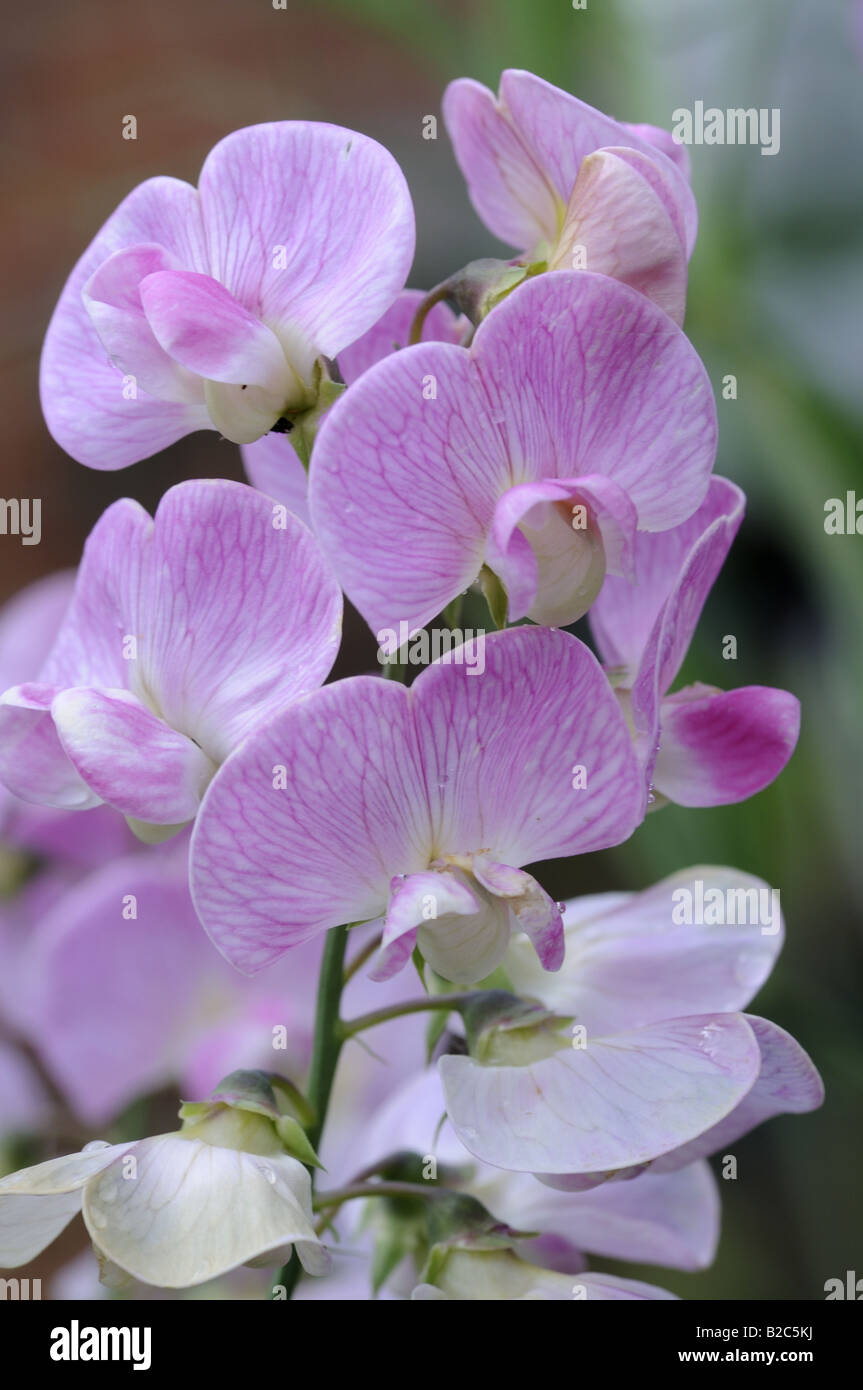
90 1211 108 1230
83 1140 111 1153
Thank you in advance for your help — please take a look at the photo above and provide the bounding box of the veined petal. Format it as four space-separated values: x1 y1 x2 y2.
473 273 715 533
503 867 785 1031
0 1191 85 1268
310 340 503 640
413 626 645 867
198 122 415 361
83 245 205 405
0 686 98 809
442 77 563 249
498 70 697 258
440 1013 761 1173
52 687 216 824
40 176 211 469
591 476 744 679
0 1141 138 1198
82 1135 327 1287
650 1016 824 1171
549 147 688 324
654 685 801 807
140 271 289 393
191 677 431 973
137 480 342 760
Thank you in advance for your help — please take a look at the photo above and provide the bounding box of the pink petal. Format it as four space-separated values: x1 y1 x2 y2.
591 475 744 679
549 147 688 324
442 77 563 249
309 340 503 638
473 858 564 971
83 245 203 404
52 687 216 824
191 677 430 972
414 627 645 867
197 122 415 361
0 685 98 809
654 684 801 807
370 869 479 983
241 435 312 525
40 176 211 469
498 70 698 257
139 270 288 391
440 1012 762 1174
138 480 342 760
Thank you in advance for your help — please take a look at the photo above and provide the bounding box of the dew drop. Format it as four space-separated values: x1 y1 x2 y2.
90 1211 108 1230
83 1140 111 1154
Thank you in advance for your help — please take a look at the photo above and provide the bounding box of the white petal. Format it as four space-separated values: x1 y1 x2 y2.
82 1135 328 1287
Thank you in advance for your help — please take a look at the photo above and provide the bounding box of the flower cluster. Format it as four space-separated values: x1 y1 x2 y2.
0 70 818 1301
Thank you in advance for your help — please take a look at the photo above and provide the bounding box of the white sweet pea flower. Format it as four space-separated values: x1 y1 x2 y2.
0 1081 328 1288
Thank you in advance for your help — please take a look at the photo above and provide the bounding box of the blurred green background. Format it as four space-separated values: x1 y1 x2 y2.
1 0 860 1299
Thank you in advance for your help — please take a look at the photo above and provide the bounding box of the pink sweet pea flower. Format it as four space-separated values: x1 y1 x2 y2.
0 480 341 831
40 122 415 467
242 289 465 523
309 271 717 639
191 626 645 983
443 69 697 323
590 475 801 806
438 870 823 1178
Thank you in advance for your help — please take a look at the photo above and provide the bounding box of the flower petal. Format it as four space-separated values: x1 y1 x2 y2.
497 70 698 257
191 677 430 972
650 1016 824 1171
442 77 563 249
591 475 744 680
137 480 342 760
139 271 289 392
82 1135 327 1286
0 1191 84 1267
40 176 211 469
549 147 688 324
654 685 801 807
503 867 785 1031
413 626 645 867
52 687 216 824
310 340 502 640
198 123 415 361
241 436 312 524
440 1013 761 1173
0 685 98 809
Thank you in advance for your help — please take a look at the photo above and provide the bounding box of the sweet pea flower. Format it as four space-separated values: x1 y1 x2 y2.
191 626 645 983
242 289 465 524
41 122 415 468
590 475 801 806
309 271 717 639
437 870 823 1178
0 479 341 833
0 1082 328 1287
443 69 697 323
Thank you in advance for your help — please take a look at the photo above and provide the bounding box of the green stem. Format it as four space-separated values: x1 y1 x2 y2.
272 922 349 1300
313 1180 438 1212
408 281 455 345
341 992 477 1039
